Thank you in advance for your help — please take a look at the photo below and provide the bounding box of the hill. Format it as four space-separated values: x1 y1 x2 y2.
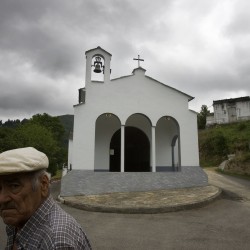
199 120 250 176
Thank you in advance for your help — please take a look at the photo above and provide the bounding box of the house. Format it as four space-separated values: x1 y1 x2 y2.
62 46 207 196
206 96 250 126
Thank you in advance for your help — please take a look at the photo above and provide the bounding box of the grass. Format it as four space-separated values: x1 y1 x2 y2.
199 120 250 178
51 169 62 181
211 121 250 153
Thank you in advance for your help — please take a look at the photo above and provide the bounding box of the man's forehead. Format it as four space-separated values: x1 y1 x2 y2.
0 173 30 182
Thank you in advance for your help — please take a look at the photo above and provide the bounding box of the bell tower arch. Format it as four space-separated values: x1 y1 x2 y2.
85 46 112 85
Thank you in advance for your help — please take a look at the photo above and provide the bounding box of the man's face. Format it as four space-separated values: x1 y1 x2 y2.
0 173 45 229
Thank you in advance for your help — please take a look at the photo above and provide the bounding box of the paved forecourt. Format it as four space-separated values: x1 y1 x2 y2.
59 167 221 213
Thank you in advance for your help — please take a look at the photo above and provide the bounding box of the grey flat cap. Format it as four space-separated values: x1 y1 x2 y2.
0 147 49 175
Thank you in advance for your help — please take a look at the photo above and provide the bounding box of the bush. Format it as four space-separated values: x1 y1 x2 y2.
235 152 250 163
200 132 228 157
199 120 250 168
232 139 249 152
238 122 247 131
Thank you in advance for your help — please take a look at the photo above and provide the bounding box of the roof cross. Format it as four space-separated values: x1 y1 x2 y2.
133 55 144 67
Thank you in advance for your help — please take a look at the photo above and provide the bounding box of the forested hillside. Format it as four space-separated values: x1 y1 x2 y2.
199 120 250 175
0 114 67 176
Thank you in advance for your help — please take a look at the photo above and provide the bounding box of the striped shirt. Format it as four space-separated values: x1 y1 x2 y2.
5 196 92 249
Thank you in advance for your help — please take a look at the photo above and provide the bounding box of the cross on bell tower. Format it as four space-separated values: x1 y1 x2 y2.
133 55 144 67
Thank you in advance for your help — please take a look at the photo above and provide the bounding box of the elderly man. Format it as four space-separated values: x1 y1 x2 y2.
0 147 91 250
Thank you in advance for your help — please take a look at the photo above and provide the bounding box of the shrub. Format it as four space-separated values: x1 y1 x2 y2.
238 122 247 131
200 132 228 157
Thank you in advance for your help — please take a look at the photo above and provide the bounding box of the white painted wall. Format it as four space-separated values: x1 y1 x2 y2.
179 110 199 166
237 101 250 120
214 104 229 123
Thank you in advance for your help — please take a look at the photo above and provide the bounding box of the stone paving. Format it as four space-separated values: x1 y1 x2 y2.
59 185 221 214
59 167 221 213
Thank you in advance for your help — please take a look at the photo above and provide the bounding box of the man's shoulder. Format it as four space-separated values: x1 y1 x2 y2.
47 198 79 228
46 197 85 238
38 197 92 249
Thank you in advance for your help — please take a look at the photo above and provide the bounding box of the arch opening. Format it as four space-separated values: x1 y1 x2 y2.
109 126 150 172
94 113 121 171
156 116 180 171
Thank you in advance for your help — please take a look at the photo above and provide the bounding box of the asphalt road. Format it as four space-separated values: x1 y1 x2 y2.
1 171 250 250
204 168 250 201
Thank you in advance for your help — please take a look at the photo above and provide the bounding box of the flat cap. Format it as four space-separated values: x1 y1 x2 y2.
0 147 49 175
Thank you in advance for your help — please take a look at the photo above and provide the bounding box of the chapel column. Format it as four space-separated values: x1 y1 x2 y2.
151 126 156 172
121 125 125 172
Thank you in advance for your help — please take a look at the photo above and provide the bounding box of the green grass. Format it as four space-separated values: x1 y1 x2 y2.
51 169 62 180
212 122 250 153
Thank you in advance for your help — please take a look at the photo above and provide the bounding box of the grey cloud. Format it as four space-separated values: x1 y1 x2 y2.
0 0 249 121
225 0 250 36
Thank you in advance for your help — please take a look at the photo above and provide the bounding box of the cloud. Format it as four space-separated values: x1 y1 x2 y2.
0 0 249 121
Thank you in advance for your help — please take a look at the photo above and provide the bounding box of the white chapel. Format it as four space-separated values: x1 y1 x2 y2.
69 46 199 172
63 46 207 196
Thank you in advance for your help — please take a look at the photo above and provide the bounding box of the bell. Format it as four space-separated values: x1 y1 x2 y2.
93 56 103 73
94 63 102 73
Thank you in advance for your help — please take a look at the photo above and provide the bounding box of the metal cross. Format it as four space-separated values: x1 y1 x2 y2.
133 55 144 67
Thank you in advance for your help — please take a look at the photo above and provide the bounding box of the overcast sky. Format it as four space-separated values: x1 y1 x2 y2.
0 0 249 122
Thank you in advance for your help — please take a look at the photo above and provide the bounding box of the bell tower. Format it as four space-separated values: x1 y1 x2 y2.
85 46 112 85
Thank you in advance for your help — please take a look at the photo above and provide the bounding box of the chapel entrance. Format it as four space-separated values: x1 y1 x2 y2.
109 126 150 172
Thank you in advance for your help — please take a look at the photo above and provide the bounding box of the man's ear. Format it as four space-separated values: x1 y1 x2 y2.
40 174 50 197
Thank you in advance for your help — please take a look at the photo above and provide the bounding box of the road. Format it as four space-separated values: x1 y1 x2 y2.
204 168 250 201
1 171 250 250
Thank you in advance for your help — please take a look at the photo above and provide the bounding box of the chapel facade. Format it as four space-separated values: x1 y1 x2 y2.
68 46 200 173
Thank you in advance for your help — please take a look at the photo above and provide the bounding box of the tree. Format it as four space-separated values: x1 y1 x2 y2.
30 113 65 142
0 113 67 176
2 119 21 128
0 127 17 152
198 105 211 129
12 123 61 175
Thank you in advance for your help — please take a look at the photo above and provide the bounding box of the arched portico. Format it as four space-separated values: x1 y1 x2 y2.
95 113 180 172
